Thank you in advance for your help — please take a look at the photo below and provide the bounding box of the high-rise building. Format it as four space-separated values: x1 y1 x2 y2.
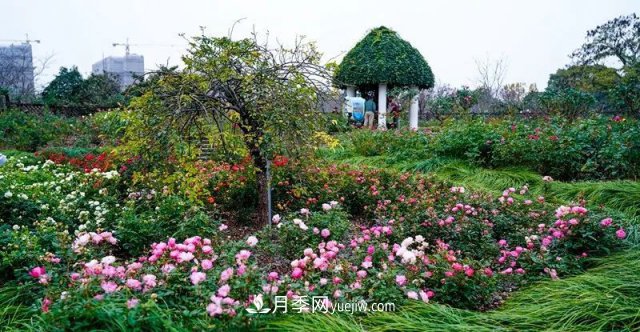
0 43 35 97
92 54 144 90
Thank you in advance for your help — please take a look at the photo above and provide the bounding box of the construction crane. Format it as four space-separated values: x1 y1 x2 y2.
112 38 180 56
0 34 41 45
112 38 133 56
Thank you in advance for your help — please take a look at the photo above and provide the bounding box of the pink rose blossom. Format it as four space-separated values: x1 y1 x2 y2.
29 266 46 278
220 268 234 282
127 298 139 309
268 271 279 281
419 290 430 303
616 228 627 239
321 229 331 238
207 301 223 317
395 275 407 286
142 274 157 288
465 267 475 277
201 259 214 270
41 298 51 313
190 271 207 285
126 279 142 290
177 252 194 263
235 250 252 262
291 267 304 279
161 264 175 274
217 284 231 297
101 281 118 293
246 236 258 247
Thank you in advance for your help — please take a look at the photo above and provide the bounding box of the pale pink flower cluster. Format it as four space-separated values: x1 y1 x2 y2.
190 271 207 285
498 188 517 205
72 231 117 252
207 292 239 317
246 236 258 247
555 205 587 218
407 290 434 303
450 203 477 215
290 240 344 280
46 232 258 317
292 218 309 231
450 186 465 193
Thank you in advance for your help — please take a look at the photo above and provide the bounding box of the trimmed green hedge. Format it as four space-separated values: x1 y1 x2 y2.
334 26 434 89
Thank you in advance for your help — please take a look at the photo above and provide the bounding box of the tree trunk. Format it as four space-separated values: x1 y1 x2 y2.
255 168 269 226
246 135 269 226
239 110 269 226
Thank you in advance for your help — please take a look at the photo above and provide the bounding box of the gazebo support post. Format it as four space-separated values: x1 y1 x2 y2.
377 83 387 129
346 86 356 98
409 89 420 130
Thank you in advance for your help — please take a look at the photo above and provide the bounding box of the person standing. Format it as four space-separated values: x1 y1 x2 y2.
364 94 377 130
389 96 400 129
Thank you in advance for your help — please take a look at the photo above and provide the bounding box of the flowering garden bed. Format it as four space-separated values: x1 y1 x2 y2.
0 150 632 330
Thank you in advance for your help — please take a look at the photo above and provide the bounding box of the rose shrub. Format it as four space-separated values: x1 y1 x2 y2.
342 115 640 180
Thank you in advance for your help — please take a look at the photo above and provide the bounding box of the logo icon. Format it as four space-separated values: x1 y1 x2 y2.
246 294 271 314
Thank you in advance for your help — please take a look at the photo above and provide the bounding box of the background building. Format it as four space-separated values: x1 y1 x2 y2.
0 43 35 97
92 54 144 90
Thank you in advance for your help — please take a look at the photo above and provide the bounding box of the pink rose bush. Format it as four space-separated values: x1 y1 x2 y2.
28 189 628 323
28 231 268 322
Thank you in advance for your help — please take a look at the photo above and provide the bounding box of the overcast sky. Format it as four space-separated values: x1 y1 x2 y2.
2 0 637 90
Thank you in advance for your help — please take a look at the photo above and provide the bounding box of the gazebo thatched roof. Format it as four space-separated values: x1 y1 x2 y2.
334 26 434 89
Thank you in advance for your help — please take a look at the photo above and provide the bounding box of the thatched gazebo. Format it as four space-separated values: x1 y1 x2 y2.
334 26 434 129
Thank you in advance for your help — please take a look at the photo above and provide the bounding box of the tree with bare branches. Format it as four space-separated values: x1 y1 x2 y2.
474 56 508 113
475 56 508 98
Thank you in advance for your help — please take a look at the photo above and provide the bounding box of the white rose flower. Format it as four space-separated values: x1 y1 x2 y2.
401 237 414 248
246 236 258 247
101 256 117 265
